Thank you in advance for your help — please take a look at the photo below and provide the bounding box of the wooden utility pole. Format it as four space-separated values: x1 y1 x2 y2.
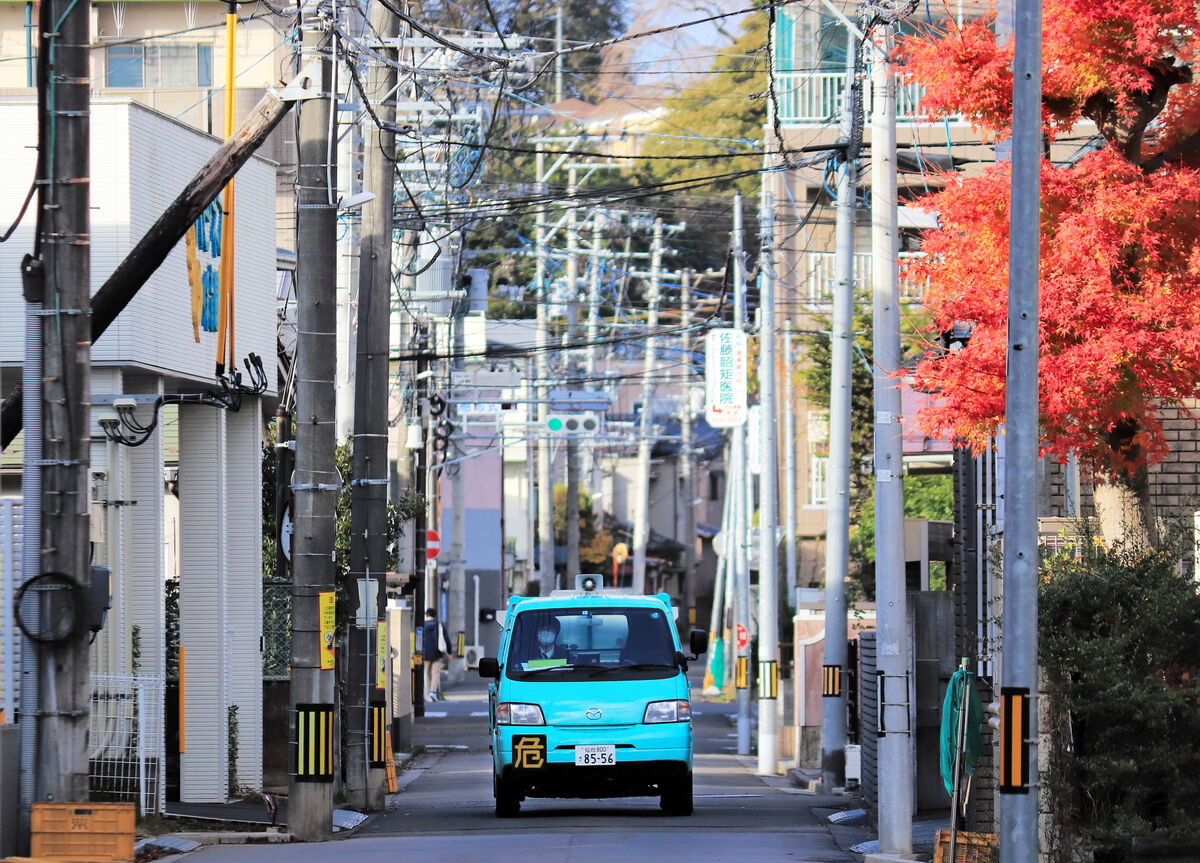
31 0 92 814
289 9 337 840
346 0 398 811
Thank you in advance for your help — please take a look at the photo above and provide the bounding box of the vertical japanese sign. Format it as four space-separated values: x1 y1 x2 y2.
185 200 223 342
376 622 388 689
705 328 748 428
319 590 336 670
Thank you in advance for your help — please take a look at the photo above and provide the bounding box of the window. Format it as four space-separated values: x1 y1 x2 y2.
106 43 213 88
506 607 676 680
708 470 723 502
808 456 829 507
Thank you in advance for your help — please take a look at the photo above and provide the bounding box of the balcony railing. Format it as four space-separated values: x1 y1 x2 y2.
801 251 929 307
776 70 939 126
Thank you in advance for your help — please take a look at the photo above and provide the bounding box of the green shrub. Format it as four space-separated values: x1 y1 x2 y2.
1039 535 1200 862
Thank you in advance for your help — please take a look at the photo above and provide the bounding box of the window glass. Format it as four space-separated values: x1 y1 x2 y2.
506 606 676 678
157 44 197 88
197 44 212 87
106 43 210 88
107 45 143 87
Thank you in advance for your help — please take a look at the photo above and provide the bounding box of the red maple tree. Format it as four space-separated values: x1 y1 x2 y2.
898 2 1200 541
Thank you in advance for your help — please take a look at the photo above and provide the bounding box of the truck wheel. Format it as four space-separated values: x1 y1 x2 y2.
659 772 693 816
494 773 521 817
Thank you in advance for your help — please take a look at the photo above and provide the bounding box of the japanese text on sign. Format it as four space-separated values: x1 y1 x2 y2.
705 329 748 428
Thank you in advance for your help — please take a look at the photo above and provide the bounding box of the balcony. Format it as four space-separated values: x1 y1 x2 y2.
776 70 939 126
801 251 929 307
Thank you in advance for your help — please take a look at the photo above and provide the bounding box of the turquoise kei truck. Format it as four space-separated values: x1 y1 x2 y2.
478 575 709 816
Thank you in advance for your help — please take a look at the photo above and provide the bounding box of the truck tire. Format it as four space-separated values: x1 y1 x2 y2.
495 773 521 817
659 772 693 816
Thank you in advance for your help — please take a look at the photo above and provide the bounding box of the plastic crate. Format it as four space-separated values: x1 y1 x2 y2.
934 829 998 863
30 802 135 862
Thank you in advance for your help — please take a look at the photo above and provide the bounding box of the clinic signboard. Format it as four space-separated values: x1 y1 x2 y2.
705 328 748 428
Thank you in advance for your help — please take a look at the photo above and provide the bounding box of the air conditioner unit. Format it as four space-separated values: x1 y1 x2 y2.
463 645 484 669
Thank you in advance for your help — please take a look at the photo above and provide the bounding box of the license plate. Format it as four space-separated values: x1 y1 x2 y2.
574 744 616 766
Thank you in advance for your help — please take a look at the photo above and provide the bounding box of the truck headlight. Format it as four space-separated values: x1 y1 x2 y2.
643 699 691 723
497 702 545 725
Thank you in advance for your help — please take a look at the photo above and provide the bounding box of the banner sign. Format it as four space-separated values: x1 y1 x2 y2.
705 329 748 428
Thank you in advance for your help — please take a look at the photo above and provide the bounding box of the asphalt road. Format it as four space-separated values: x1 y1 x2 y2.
188 673 868 862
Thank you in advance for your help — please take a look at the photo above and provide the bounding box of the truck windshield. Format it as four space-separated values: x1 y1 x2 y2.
506 606 677 679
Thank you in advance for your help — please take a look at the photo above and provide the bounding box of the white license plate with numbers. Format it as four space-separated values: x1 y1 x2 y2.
574 744 616 766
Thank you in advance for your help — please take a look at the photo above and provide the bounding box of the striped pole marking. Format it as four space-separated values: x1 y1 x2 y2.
1000 687 1030 794
295 703 334 782
822 664 841 697
369 701 388 767
758 660 778 699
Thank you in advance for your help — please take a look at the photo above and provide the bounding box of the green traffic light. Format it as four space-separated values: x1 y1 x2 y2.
547 417 563 432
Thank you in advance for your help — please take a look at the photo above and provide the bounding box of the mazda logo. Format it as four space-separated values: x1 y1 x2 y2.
585 708 602 720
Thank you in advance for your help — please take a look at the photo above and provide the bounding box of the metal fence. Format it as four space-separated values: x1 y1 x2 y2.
263 580 292 679
89 673 164 815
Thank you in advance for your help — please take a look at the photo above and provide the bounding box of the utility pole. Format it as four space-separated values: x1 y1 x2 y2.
756 168 780 776
680 270 696 635
585 212 603 380
782 320 797 610
821 32 859 793
535 142 556 596
345 0 397 811
1000 0 1042 858
871 19 913 856
554 0 564 104
631 218 664 593
732 195 752 756
289 7 337 840
565 164 581 580
27 0 92 824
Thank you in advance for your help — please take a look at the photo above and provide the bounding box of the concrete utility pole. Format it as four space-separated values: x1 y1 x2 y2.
680 270 697 634
289 9 337 840
631 218 664 594
756 169 780 776
26 0 92 823
782 320 797 609
870 19 913 857
565 164 582 580
554 0 564 104
999 0 1042 858
821 33 859 793
585 212 604 380
535 143 556 595
345 0 398 811
732 195 752 756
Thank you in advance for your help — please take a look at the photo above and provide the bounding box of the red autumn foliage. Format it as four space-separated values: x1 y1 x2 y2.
898 3 1200 476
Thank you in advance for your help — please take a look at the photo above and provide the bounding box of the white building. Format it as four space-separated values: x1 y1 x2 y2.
0 98 277 806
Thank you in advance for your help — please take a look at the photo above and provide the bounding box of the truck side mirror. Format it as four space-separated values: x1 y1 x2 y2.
689 629 709 657
478 657 500 680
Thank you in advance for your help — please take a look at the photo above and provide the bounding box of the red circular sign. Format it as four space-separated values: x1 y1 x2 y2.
426 529 441 560
736 623 749 652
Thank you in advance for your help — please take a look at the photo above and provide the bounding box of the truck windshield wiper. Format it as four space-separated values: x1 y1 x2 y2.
519 663 579 674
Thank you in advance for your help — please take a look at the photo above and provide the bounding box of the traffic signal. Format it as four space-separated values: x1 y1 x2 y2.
545 412 602 436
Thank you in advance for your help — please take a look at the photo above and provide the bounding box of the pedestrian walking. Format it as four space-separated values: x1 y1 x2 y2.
422 607 451 701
